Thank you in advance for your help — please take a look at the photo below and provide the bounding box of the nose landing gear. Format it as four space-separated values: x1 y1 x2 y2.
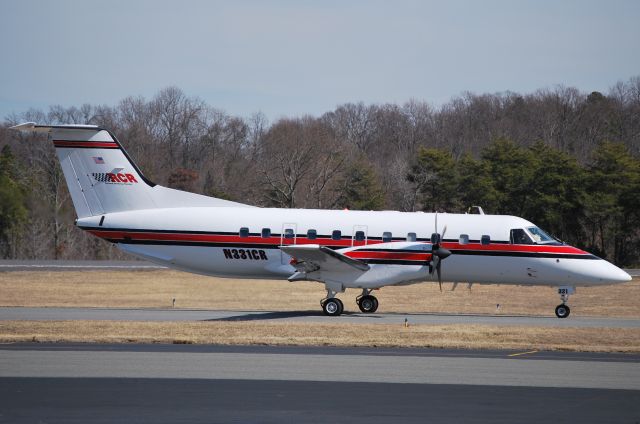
555 286 575 318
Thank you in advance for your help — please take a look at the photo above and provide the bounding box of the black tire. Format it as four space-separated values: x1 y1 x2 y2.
555 304 570 318
323 298 343 316
358 295 379 313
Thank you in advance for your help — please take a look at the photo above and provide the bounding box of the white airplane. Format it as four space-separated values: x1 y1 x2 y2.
11 122 632 318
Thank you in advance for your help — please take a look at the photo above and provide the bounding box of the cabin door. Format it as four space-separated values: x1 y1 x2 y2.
280 223 297 264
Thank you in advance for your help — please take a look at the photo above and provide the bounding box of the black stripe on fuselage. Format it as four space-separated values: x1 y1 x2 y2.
54 146 120 149
361 259 426 265
107 239 283 250
353 248 430 253
448 250 599 260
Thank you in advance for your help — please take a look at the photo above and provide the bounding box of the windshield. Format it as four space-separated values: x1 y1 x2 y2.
526 226 556 244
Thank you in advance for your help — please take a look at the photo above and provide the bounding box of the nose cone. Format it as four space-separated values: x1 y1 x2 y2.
613 267 633 283
591 260 632 285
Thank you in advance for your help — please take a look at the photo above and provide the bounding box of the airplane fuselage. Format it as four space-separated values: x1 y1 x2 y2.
77 207 629 290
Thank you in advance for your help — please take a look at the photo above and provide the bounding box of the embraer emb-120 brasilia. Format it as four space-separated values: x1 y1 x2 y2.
11 122 632 318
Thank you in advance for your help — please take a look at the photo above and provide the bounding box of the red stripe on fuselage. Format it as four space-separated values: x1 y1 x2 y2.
441 242 586 255
53 140 119 148
86 230 366 247
345 251 431 261
84 229 592 257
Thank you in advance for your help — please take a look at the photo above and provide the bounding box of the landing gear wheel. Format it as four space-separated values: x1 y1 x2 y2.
322 298 344 316
555 304 570 318
357 295 379 313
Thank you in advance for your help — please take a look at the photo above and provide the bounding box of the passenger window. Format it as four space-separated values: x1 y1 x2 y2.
459 234 469 245
239 227 249 238
261 228 271 238
406 232 417 242
332 230 342 240
510 228 532 245
481 235 490 245
307 229 317 240
382 232 392 242
354 231 365 241
284 228 294 239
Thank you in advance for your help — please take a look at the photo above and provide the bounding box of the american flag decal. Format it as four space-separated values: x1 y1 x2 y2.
93 157 105 164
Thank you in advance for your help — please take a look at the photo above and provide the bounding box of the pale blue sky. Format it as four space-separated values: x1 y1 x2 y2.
1 0 639 121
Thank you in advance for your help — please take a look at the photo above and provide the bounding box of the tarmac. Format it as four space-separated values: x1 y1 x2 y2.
2 306 639 328
0 343 638 423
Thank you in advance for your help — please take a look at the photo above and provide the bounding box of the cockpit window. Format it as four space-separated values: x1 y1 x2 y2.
526 226 556 244
510 228 533 245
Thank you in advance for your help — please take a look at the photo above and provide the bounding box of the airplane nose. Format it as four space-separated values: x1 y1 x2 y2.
614 267 633 283
600 261 632 284
573 259 633 285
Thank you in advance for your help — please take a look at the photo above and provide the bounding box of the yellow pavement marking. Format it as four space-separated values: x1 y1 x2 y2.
508 350 539 357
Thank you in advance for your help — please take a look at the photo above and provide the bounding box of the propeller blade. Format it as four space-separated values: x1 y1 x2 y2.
429 255 439 275
435 212 438 235
429 211 448 293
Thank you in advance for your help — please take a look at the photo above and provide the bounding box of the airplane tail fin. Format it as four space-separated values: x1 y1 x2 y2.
10 122 248 219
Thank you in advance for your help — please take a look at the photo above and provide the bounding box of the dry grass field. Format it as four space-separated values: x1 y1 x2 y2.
1 320 639 352
1 270 639 351
0 270 638 317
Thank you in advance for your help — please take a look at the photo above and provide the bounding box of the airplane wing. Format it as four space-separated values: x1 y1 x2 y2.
280 245 370 277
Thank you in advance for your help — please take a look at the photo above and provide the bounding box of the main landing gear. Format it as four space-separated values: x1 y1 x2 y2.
321 288 379 316
555 286 575 318
356 289 379 313
321 289 344 316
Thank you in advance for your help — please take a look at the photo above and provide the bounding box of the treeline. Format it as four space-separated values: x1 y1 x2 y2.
0 77 639 265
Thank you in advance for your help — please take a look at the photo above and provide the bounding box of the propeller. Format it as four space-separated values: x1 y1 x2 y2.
429 213 451 292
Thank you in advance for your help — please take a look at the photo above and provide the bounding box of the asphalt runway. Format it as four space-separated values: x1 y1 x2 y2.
0 259 165 271
0 344 638 423
2 306 639 328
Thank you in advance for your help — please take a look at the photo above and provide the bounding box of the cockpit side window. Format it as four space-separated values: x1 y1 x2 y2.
510 228 533 245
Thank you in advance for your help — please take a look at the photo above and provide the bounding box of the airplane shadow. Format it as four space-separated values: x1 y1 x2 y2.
203 310 379 321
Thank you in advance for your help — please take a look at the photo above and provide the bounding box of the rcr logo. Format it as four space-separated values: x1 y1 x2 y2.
92 172 138 184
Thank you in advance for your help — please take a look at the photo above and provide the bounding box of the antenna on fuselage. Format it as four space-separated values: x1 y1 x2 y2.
467 206 485 215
